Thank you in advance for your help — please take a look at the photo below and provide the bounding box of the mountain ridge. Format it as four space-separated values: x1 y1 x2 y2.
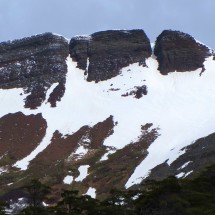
0 29 215 208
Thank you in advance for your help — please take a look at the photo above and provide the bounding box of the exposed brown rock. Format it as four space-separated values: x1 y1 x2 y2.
0 112 47 165
32 126 89 164
89 115 114 148
154 30 211 75
85 123 159 199
13 116 115 200
30 116 114 165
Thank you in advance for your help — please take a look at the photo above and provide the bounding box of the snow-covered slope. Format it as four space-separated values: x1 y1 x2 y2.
1 30 215 201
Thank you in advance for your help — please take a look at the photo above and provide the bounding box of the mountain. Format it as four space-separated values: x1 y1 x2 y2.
0 29 215 205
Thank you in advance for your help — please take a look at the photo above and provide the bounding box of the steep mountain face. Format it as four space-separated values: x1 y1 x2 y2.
0 29 215 206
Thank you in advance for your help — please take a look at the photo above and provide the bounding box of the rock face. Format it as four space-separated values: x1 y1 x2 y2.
154 30 211 75
146 131 215 182
69 30 152 82
69 36 89 71
0 33 69 109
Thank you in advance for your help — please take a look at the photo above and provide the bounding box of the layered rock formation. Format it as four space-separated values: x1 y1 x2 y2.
154 30 211 75
0 33 69 109
69 30 152 82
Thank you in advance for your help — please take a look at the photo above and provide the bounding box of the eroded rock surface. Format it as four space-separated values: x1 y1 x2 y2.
69 30 152 82
0 33 69 109
154 30 211 75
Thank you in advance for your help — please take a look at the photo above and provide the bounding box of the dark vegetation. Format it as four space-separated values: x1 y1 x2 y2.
0 164 215 214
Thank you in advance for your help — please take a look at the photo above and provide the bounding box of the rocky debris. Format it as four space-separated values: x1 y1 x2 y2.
0 112 47 166
154 30 211 75
69 30 152 82
145 131 215 181
0 33 69 109
121 85 147 98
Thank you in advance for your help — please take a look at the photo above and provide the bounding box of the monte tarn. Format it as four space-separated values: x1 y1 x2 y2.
0 29 215 204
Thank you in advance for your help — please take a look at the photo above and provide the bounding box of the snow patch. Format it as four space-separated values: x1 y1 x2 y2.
0 167 8 175
178 161 192 170
74 35 92 41
67 145 89 161
85 187 96 198
176 170 193 179
184 170 193 178
176 172 185 178
100 149 116 161
75 165 90 182
44 83 59 104
63 175 74 184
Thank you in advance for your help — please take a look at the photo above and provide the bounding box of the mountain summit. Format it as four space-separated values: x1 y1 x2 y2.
0 29 215 204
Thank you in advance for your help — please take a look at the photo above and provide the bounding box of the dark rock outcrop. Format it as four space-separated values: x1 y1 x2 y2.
69 36 90 71
145 131 215 181
69 30 152 82
154 30 211 75
0 33 69 109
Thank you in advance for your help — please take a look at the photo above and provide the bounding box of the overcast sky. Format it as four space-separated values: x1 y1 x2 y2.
0 0 214 48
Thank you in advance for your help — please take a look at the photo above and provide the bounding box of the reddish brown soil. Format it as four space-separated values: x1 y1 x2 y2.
23 116 115 200
0 112 47 165
89 115 114 148
30 115 114 164
31 126 90 164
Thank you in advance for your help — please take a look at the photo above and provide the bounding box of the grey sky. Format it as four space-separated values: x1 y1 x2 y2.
0 0 215 49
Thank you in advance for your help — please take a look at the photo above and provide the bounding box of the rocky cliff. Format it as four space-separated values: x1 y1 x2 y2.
69 30 152 82
154 30 212 75
0 33 69 109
